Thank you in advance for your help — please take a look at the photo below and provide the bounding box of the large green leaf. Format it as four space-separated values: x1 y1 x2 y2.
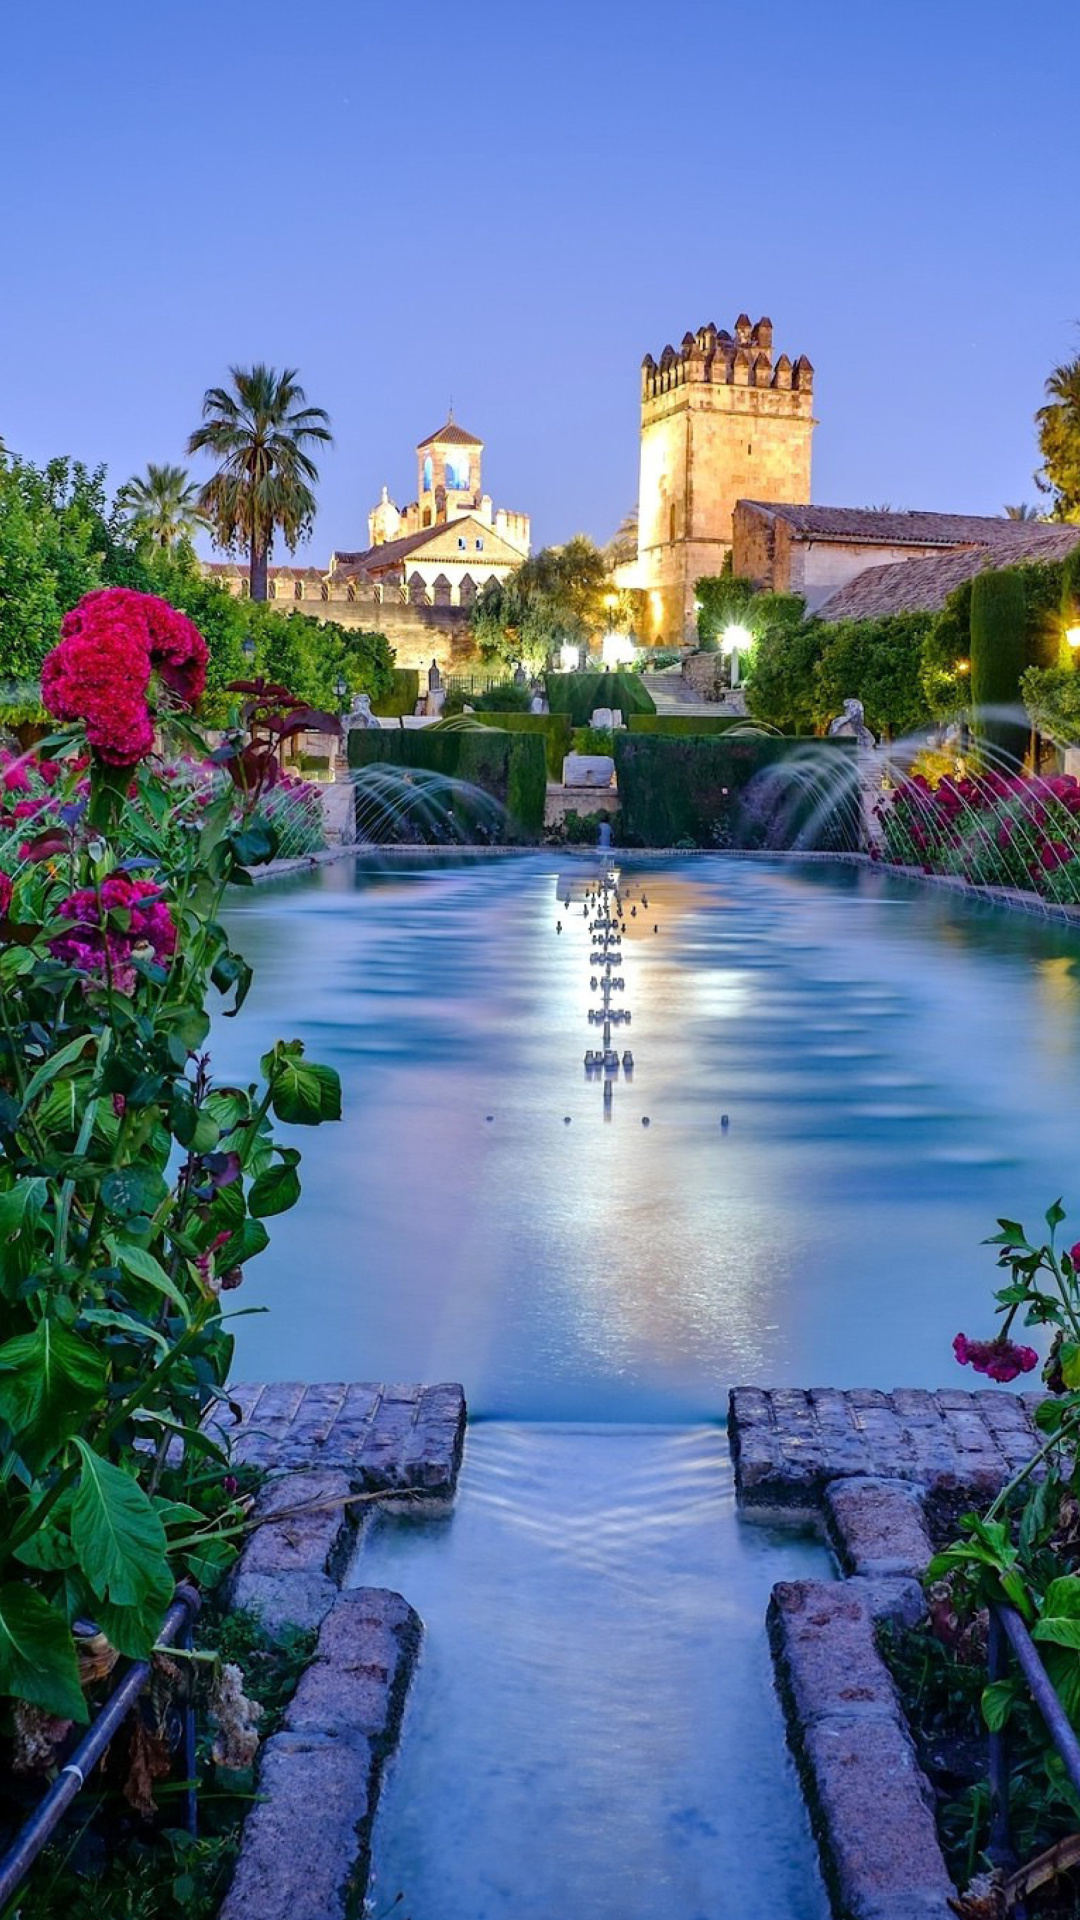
0 1582 87 1722
0 1178 47 1296
21 1032 95 1109
101 1166 169 1222
0 1321 106 1468
90 1555 175 1658
248 1153 301 1218
105 1236 190 1322
70 1440 170 1610
261 1042 341 1127
214 1216 269 1272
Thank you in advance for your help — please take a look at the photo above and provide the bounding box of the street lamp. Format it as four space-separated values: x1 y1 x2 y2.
1067 628 1080 651
335 671 348 710
719 623 752 688
241 636 255 665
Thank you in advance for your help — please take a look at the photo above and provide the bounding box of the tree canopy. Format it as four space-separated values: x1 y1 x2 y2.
1037 353 1080 522
472 535 624 672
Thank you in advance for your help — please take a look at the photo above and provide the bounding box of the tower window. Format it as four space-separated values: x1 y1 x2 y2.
422 455 433 492
668 504 676 543
458 536 467 550
446 455 470 490
475 537 484 551
747 443 752 455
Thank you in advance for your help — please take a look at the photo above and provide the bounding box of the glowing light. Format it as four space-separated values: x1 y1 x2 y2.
956 658 971 675
720 623 752 656
601 633 637 668
559 643 579 672
1067 627 1080 651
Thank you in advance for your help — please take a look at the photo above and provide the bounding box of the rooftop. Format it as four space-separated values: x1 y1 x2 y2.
739 501 1056 549
816 524 1080 621
416 418 483 450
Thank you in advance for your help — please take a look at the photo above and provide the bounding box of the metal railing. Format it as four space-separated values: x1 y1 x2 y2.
985 1600 1080 1915
0 1583 201 1910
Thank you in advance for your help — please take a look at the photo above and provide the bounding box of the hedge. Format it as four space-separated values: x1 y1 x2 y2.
612 734 860 850
466 710 572 779
970 570 1028 765
544 671 655 726
347 724 546 842
626 714 749 738
371 668 420 717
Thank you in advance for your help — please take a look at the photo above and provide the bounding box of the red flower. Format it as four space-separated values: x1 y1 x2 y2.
41 588 208 767
1069 1242 1080 1269
953 1332 1039 1383
0 873 11 918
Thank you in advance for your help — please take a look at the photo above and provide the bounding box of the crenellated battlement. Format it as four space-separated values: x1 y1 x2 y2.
640 316 813 405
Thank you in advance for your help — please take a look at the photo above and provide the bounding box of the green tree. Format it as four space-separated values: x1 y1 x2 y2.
115 462 207 549
970 568 1028 764
0 458 116 684
1003 502 1041 521
742 617 823 732
1036 354 1080 522
188 366 333 602
473 536 616 672
814 612 933 740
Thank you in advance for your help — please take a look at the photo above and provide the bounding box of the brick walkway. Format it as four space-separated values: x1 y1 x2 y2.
730 1385 1042 1511
210 1380 465 1492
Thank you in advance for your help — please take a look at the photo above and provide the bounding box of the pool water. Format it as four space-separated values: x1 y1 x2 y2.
217 854 1080 1919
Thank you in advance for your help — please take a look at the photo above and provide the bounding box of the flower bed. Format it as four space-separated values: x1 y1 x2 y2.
875 771 1080 906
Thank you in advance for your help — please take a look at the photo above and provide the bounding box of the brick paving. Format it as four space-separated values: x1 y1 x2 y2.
210 1379 466 1492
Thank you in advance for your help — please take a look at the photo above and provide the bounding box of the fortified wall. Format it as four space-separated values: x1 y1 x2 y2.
204 564 477 676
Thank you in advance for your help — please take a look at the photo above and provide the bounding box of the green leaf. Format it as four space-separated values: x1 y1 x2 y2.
21 1032 95 1109
91 1558 175 1658
0 1178 47 1295
101 1166 169 1221
248 1157 302 1218
215 1216 270 1271
1061 1344 1080 1389
0 1321 107 1469
1047 1199 1067 1231
78 1307 169 1357
261 1042 341 1126
0 1582 87 1722
181 1536 238 1587
982 1678 1020 1731
230 819 278 866
211 951 254 1015
71 1441 170 1610
105 1237 190 1323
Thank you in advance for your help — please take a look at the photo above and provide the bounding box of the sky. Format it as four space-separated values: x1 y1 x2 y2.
1 0 1078 560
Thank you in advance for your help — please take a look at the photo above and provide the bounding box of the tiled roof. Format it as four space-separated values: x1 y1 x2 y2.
416 419 483 449
739 501 1056 549
332 516 505 577
816 525 1080 621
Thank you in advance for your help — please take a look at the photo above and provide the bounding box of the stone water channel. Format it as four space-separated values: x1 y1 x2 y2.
215 854 1080 1918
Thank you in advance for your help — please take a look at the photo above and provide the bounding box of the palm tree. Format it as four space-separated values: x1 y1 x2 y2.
115 462 207 548
1036 354 1080 521
187 366 333 600
1003 502 1040 520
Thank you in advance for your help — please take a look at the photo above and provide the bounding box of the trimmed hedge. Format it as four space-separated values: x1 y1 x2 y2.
347 724 546 842
468 710 572 779
613 734 860 850
626 714 748 738
970 570 1028 765
371 668 420 717
545 671 656 726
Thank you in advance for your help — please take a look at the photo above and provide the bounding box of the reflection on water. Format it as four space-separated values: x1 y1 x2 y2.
357 1425 829 1920
220 854 1080 1419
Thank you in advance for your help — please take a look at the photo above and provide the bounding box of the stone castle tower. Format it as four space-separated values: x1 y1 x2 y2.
622 314 815 643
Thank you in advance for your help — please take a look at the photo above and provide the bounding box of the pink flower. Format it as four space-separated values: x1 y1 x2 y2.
953 1332 1039 1383
49 874 176 993
0 873 11 918
1069 1242 1080 1269
41 588 208 767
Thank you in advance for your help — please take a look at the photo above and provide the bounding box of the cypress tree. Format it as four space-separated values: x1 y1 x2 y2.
970 569 1028 766
1062 544 1080 646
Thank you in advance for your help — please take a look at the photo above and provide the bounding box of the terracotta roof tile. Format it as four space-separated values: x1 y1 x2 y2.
740 501 1058 549
816 526 1080 621
416 419 483 449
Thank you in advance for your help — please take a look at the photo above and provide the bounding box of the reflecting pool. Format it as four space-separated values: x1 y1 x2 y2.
215 854 1080 1920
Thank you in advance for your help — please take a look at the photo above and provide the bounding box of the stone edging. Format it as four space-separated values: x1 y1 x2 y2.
730 1386 1043 1920
213 1381 465 1920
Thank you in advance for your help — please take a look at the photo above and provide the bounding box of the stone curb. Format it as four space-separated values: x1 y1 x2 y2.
769 1579 955 1920
218 1588 422 1920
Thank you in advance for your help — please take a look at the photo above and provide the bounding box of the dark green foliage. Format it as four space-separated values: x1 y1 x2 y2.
743 617 825 733
627 713 749 737
813 611 935 740
544 671 655 726
612 734 859 849
549 807 621 844
467 710 572 778
347 725 546 841
970 568 1028 763
1062 544 1080 632
371 667 419 717
694 575 804 653
926 558 1070 719
470 683 533 712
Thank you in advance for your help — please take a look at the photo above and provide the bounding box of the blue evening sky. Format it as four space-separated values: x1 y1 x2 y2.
1 0 1077 557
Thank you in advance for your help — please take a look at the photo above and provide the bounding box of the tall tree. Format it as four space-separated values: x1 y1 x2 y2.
115 462 207 549
1003 502 1040 521
187 366 332 601
1036 354 1080 522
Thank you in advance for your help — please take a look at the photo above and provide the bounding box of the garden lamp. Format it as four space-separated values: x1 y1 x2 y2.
241 636 255 664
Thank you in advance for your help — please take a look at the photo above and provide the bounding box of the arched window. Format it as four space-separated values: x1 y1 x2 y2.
668 503 676 543
422 456 433 492
294 579 303 600
445 454 470 491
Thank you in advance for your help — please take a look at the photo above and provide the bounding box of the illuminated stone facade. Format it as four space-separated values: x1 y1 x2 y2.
615 315 816 644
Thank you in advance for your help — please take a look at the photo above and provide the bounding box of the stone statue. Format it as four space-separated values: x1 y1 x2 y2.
827 698 877 750
346 693 381 730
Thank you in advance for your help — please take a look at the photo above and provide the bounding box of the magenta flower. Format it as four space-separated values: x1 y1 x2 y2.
953 1332 1039 1383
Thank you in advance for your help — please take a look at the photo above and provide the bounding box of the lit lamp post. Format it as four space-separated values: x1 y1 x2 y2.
335 671 349 713
1067 628 1080 652
720 623 752 688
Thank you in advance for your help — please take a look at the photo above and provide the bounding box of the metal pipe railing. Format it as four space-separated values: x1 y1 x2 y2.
0 1582 201 1911
985 1600 1080 1918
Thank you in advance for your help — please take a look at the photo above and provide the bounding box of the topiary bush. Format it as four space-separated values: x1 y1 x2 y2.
467 710 571 778
544 671 655 726
970 569 1028 765
612 734 860 849
626 713 749 737
347 725 546 841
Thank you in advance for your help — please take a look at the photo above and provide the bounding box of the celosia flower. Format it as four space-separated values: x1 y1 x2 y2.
0 873 12 918
50 874 176 994
953 1332 1039 1383
41 588 207 767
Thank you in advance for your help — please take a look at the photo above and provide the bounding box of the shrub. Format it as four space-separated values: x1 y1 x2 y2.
466 710 571 779
371 667 419 717
548 807 620 844
875 768 1080 903
612 733 859 849
544 671 655 726
347 725 546 841
970 569 1028 764
626 713 749 737
572 725 615 756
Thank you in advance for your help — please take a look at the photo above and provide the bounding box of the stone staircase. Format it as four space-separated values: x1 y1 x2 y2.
639 670 747 717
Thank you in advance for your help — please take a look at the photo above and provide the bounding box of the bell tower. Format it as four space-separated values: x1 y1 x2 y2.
415 415 484 528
